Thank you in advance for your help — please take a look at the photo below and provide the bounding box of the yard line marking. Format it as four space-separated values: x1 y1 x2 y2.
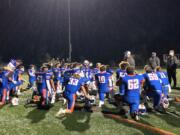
104 114 176 135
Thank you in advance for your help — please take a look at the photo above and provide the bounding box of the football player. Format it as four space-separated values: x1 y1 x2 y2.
36 65 55 108
0 67 14 106
143 66 163 110
56 73 91 116
53 63 63 94
119 66 144 120
46 65 56 104
116 61 129 80
93 63 101 74
156 66 171 98
27 64 36 90
82 60 93 85
95 65 112 107
11 66 25 96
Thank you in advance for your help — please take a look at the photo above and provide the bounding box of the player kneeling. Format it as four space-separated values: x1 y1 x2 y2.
95 65 112 107
119 66 144 121
56 73 91 117
156 66 171 110
143 66 165 112
156 66 171 98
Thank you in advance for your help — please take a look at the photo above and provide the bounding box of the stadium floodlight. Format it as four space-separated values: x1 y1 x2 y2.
68 0 72 62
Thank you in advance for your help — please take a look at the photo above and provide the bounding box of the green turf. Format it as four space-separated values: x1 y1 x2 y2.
0 70 180 135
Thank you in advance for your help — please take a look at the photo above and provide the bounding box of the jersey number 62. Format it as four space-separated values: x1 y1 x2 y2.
128 79 139 90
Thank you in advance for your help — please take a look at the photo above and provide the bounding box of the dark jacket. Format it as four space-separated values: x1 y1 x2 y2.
148 56 160 69
124 56 135 68
165 56 178 70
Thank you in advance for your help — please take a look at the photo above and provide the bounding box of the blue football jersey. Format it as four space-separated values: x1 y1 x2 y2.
13 69 23 82
143 73 162 91
36 72 46 89
65 77 85 94
156 71 169 86
46 70 53 80
120 74 144 97
28 69 36 81
93 68 100 75
116 69 127 79
107 69 114 75
60 67 66 75
0 71 11 89
53 68 62 81
6 59 17 71
82 67 93 81
63 69 76 83
36 71 52 90
95 72 111 92
28 69 36 77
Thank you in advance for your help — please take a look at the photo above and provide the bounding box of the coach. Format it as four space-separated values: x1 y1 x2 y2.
164 50 178 88
148 52 160 71
124 51 135 68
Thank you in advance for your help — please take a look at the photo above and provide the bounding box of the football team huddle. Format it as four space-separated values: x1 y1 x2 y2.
0 51 175 121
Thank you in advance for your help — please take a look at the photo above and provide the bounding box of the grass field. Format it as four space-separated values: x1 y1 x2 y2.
0 70 180 135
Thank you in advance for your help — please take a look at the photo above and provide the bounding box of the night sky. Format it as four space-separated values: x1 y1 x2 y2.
0 0 180 65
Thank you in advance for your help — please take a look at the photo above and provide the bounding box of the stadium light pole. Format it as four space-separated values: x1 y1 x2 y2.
68 0 72 62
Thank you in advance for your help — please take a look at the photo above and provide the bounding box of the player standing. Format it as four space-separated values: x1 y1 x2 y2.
95 65 112 107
